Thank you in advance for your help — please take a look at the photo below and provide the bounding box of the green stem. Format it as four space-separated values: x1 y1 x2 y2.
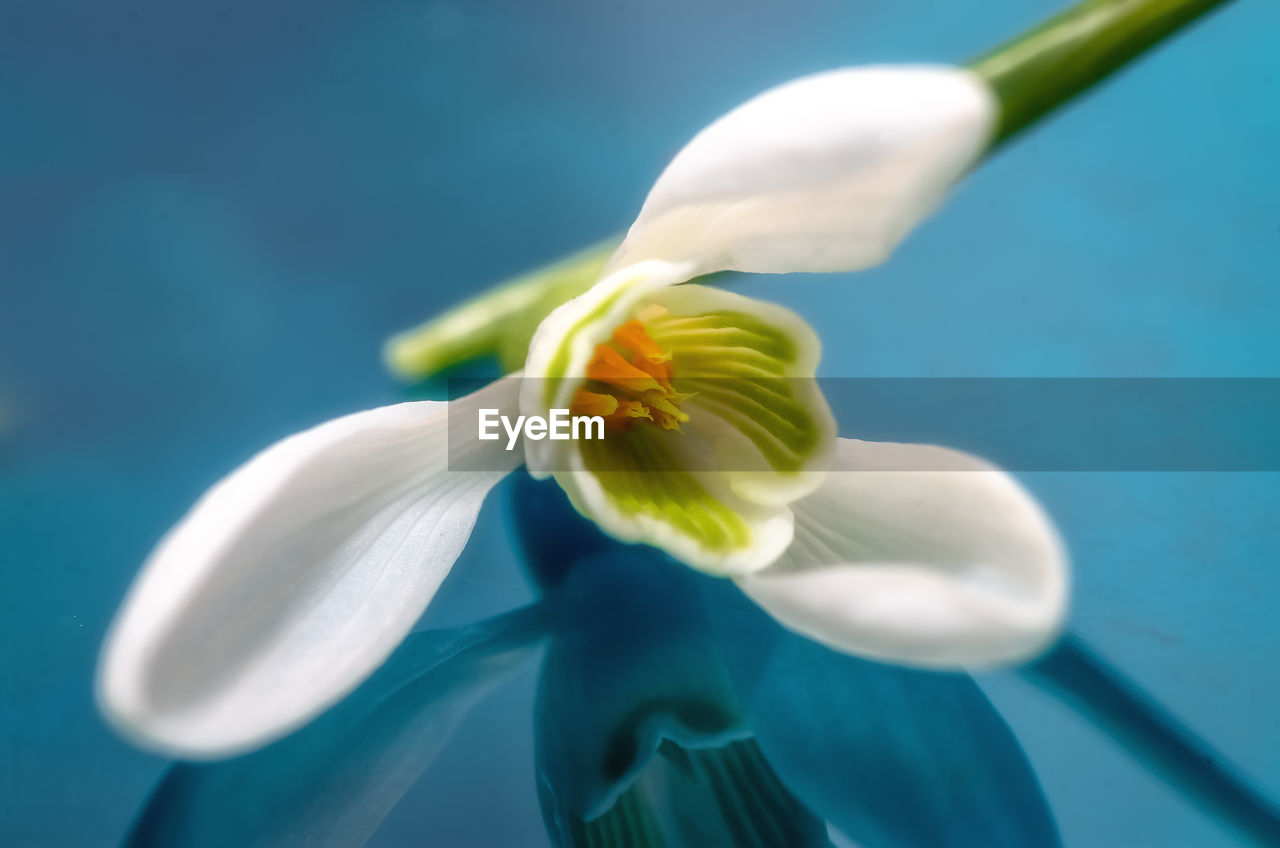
383 239 617 378
970 0 1235 150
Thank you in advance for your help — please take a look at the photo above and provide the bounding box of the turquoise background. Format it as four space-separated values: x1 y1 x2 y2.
2 0 1278 845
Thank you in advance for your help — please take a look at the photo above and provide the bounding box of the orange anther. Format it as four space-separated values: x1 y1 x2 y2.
630 352 673 382
570 389 619 418
612 320 672 364
575 319 687 433
586 344 662 397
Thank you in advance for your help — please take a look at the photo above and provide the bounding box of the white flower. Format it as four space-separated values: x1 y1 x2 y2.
99 64 1067 759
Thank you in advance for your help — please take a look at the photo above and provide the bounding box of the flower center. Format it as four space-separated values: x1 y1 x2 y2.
570 313 690 432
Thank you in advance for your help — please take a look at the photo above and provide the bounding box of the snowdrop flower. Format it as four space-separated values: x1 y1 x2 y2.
99 65 1066 759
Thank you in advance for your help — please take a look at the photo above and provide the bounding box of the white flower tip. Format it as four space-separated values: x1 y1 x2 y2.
96 382 522 758
738 440 1070 669
95 634 271 760
612 65 997 277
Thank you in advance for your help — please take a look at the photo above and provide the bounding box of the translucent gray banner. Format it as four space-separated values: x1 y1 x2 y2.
446 378 1280 472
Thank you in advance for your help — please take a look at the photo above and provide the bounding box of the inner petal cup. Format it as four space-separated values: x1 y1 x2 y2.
522 262 835 575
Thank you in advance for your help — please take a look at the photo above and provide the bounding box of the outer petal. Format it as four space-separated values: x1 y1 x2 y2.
736 438 1068 668
610 66 996 276
98 378 522 758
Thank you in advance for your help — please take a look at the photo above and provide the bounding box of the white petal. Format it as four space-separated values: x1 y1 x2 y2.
610 66 996 276
646 283 834 507
553 442 796 577
736 439 1068 668
98 377 522 758
520 258 697 477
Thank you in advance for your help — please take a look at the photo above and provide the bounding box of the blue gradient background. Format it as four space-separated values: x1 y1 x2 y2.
2 0 1278 845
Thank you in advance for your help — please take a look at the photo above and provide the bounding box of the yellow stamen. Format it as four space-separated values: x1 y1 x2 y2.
612 399 654 424
570 319 688 432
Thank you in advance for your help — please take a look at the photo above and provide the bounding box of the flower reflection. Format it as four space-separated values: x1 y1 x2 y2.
125 474 1280 848
532 551 1059 847
522 475 1057 848
126 606 547 848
